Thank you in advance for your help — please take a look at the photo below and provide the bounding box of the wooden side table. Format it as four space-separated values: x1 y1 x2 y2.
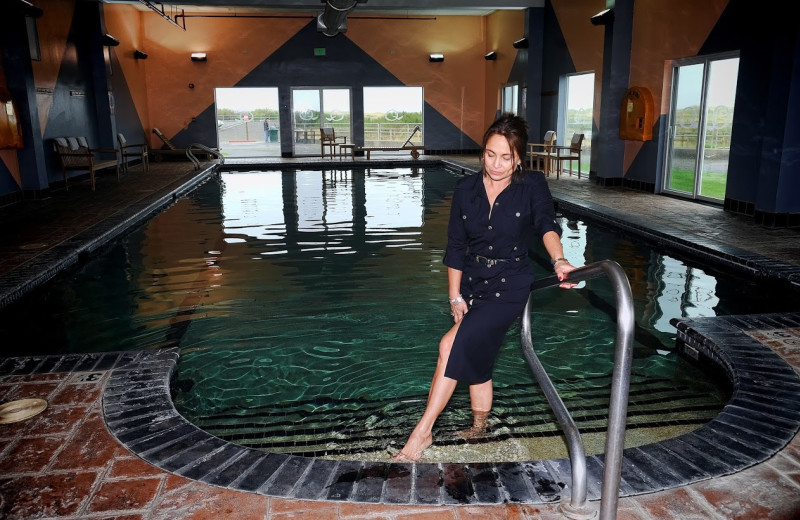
338 144 356 159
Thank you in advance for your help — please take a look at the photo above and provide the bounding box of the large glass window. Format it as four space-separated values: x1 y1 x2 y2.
363 87 423 147
501 83 519 115
562 72 594 176
215 87 280 158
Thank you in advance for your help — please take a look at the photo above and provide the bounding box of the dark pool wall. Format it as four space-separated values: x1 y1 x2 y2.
1 0 799 224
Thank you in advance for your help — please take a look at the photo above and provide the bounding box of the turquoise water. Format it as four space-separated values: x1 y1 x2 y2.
3 166 799 459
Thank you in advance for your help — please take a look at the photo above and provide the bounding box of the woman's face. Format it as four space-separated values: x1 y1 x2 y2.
483 134 518 183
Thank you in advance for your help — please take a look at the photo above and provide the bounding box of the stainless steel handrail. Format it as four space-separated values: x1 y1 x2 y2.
187 143 225 170
522 259 634 520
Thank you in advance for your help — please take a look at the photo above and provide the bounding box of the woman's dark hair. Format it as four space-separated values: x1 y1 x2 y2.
480 113 529 180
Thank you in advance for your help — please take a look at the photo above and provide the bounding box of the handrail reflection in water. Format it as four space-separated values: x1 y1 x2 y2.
522 259 634 520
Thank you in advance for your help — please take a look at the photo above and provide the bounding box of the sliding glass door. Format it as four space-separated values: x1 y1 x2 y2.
664 54 739 201
291 88 351 156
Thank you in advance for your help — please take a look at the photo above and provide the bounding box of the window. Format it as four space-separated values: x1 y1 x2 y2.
363 86 423 146
501 84 519 115
562 72 594 175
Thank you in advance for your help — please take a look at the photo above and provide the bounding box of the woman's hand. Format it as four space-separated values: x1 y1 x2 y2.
450 300 469 322
554 259 578 289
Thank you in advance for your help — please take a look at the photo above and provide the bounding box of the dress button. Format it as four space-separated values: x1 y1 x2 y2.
495 202 499 206
484 280 489 285
513 246 517 251
488 245 493 251
462 215 467 220
488 225 493 230
515 212 520 217
501 278 506 282
495 292 500 297
469 276 472 281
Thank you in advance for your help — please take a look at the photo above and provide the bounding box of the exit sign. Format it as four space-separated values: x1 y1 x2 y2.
314 48 326 56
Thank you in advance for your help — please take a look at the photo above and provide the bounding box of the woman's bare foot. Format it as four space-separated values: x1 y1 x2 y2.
457 409 490 439
391 432 433 462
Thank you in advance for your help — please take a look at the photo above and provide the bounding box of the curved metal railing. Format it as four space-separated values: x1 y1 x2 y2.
521 259 634 520
186 143 225 170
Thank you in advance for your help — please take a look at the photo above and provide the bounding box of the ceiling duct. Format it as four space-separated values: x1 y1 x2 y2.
317 0 363 37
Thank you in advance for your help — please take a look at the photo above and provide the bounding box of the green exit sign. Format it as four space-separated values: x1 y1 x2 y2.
314 48 326 56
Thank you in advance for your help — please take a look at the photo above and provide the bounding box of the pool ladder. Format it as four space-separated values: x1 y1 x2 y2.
186 143 225 170
521 260 634 520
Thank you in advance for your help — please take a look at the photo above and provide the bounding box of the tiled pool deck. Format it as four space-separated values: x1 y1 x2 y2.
2 156 800 519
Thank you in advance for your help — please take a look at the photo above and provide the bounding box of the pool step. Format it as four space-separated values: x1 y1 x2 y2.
188 377 723 457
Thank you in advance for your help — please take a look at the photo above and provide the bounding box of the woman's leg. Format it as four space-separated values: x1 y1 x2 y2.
459 380 492 437
394 322 461 461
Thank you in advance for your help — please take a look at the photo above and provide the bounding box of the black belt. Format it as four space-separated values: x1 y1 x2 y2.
474 254 521 267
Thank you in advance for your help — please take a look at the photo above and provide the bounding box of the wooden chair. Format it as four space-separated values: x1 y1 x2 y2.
53 136 119 191
320 127 346 158
117 133 149 173
527 130 557 175
551 133 585 179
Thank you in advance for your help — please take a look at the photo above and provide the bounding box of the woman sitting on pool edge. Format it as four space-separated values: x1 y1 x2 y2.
392 113 577 462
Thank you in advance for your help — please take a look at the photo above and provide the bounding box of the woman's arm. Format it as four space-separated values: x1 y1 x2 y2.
448 267 469 322
542 230 577 287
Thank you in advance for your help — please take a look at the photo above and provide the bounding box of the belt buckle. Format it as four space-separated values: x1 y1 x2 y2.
486 258 497 267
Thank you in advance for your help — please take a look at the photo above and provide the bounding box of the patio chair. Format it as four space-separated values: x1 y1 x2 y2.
527 130 557 175
117 133 149 173
150 127 217 162
320 127 346 158
551 133 585 179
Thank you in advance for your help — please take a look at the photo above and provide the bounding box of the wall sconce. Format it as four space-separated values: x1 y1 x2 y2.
191 52 207 62
134 50 148 60
101 33 120 47
484 51 497 61
590 8 614 26
429 53 444 63
512 37 528 49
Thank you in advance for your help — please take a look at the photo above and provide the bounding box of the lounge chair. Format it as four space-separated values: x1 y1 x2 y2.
117 133 149 173
151 128 217 162
354 125 426 159
53 136 119 191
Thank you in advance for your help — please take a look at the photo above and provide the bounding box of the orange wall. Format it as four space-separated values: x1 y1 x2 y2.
484 10 526 130
138 10 308 146
105 4 150 135
347 15 489 145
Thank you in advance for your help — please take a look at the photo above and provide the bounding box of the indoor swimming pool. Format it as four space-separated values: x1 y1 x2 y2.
2 165 799 463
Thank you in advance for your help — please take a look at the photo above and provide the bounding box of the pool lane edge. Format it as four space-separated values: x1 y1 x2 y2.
97 312 800 505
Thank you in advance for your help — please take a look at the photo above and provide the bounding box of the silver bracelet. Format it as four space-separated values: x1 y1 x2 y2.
449 295 463 304
551 257 568 266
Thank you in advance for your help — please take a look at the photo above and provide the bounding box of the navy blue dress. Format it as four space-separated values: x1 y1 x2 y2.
442 170 562 383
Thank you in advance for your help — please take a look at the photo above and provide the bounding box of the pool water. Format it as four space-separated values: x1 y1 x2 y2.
3 167 799 462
